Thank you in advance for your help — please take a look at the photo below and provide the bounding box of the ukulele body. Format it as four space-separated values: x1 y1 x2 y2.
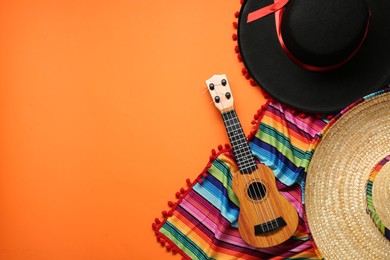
232 163 298 248
206 74 298 248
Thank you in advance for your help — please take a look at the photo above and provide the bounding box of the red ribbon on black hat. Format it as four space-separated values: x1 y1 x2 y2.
247 0 289 23
246 0 370 72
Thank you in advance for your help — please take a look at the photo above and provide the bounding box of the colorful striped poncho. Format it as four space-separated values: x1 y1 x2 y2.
153 97 329 259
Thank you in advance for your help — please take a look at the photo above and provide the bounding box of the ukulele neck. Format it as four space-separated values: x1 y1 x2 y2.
222 109 257 174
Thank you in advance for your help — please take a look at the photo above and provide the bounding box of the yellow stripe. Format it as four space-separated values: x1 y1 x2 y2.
262 115 310 150
165 215 249 260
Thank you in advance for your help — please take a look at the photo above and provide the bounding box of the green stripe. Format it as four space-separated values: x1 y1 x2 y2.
259 123 308 159
160 221 209 260
366 165 386 237
258 124 312 167
208 157 239 206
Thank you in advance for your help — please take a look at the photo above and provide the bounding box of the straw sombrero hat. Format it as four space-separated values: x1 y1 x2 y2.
238 0 390 113
305 91 390 259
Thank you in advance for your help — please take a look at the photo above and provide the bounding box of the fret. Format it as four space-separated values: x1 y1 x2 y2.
226 122 241 132
222 110 257 174
226 126 241 134
230 139 248 148
228 134 246 143
241 165 258 174
236 155 254 167
227 132 244 139
234 148 252 159
230 137 248 144
232 142 251 151
237 155 256 166
238 159 257 169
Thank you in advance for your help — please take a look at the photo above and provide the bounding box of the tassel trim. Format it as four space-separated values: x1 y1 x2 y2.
152 99 271 259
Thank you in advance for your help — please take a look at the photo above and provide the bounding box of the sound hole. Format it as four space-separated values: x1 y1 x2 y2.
247 182 267 201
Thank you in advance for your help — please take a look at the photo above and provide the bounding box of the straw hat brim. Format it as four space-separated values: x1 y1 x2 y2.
305 91 390 259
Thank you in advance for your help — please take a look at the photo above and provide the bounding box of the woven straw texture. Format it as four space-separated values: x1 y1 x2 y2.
373 163 390 228
306 92 390 259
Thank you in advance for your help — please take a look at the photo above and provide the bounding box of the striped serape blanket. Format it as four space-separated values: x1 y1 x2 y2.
152 98 329 259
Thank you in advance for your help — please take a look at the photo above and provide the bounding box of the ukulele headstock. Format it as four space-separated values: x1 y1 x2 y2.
205 74 234 113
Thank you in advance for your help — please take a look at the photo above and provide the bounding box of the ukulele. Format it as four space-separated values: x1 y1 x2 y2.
205 74 298 248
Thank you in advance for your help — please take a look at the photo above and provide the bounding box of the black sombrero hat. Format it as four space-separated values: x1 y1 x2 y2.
238 0 390 113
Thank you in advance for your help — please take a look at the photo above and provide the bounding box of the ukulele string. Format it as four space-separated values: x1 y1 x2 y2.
209 77 287 241
252 166 279 231
224 104 279 233
223 106 273 233
214 88 265 230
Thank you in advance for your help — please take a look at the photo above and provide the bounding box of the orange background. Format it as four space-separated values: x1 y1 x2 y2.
0 1 266 259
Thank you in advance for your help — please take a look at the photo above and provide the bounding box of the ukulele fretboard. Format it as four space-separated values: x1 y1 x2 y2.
222 110 257 174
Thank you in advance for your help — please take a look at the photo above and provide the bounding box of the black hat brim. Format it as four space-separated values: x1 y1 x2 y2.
238 0 390 113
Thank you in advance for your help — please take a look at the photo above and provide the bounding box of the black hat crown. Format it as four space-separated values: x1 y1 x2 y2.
281 0 369 68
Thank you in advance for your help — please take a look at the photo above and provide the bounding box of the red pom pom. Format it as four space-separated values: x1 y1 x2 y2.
172 247 178 254
155 218 161 224
249 79 257 86
218 144 223 150
162 210 168 217
186 178 191 185
180 187 186 194
241 67 247 74
251 120 257 125
234 11 240 18
232 34 238 41
225 143 231 149
168 201 174 207
206 162 212 169
211 149 216 155
244 73 250 79
237 53 242 61
152 223 157 230
209 155 215 161
202 172 208 178
240 0 244 4
234 45 239 53
197 178 204 184
254 114 259 120
233 21 238 28
175 192 181 199
166 244 172 251
327 114 333 120
261 91 269 99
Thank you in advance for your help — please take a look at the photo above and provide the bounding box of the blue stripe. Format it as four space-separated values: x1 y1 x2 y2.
206 172 239 212
259 124 309 160
193 175 239 227
250 139 301 186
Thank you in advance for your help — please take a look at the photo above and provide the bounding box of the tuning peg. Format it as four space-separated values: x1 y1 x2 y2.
221 79 227 86
214 96 220 103
225 92 231 99
209 83 215 90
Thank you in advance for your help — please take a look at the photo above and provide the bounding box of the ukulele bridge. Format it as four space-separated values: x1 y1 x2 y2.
254 217 287 235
